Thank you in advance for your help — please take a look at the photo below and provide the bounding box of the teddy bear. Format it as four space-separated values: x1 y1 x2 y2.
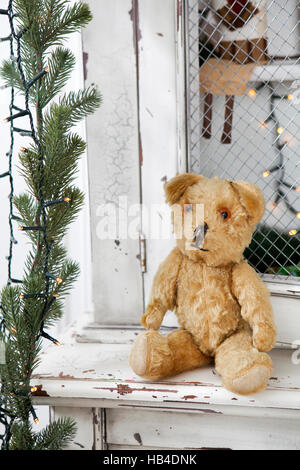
129 173 277 395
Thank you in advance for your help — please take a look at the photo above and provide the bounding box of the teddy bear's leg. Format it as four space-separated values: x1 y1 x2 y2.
129 328 211 380
215 327 273 395
167 328 212 375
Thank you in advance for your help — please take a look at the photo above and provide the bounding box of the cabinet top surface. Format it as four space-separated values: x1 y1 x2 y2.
31 340 300 412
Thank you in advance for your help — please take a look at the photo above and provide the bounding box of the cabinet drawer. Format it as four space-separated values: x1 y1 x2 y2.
106 407 300 450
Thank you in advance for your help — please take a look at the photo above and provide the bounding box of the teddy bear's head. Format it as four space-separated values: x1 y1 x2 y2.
165 173 264 267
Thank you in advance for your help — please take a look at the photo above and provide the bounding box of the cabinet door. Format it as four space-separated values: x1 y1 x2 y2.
138 0 180 310
83 0 143 325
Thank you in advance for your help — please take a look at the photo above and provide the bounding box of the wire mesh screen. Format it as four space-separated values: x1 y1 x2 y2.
186 0 300 281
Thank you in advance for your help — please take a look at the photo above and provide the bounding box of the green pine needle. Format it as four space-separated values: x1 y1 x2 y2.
33 417 77 450
40 47 76 108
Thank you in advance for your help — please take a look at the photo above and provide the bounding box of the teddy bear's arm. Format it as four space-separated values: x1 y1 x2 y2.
232 261 276 352
141 247 183 330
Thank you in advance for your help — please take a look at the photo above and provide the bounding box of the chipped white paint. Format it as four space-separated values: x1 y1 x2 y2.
82 0 143 324
106 407 300 450
138 0 179 308
175 0 189 173
32 342 300 412
50 406 95 450
75 319 300 351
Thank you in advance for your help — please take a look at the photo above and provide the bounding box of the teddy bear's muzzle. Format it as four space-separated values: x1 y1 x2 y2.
191 223 209 251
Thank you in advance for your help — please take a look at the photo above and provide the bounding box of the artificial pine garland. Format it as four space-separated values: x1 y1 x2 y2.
0 0 101 450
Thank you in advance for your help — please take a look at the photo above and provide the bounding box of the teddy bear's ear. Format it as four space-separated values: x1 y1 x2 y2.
231 180 265 224
164 173 203 205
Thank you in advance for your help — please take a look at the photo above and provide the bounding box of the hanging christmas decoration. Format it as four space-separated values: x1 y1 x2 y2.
258 82 299 229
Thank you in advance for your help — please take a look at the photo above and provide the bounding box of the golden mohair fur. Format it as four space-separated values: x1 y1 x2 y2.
129 174 276 395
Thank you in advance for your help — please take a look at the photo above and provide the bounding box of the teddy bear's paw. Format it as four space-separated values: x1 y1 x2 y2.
141 306 164 330
230 363 272 395
253 322 277 352
129 331 174 380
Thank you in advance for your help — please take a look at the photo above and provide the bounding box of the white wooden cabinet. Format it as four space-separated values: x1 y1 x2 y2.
81 0 300 333
30 0 300 450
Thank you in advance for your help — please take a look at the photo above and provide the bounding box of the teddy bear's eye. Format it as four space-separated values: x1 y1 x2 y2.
219 208 231 220
184 204 192 213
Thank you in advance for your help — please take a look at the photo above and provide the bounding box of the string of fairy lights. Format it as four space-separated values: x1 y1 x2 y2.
248 82 300 237
0 1 17 448
0 1 70 446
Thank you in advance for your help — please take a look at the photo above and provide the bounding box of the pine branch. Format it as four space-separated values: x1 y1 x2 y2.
0 0 100 450
39 47 76 108
33 417 77 450
14 1 92 54
9 422 36 450
40 2 93 51
59 86 102 125
0 59 24 91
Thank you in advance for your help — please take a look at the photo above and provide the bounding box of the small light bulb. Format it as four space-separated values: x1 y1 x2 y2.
262 170 270 178
64 197 71 203
31 386 38 393
34 418 39 425
19 294 24 300
17 226 24 231
3 118 8 123
56 277 63 284
55 340 61 346
289 229 297 236
44 66 50 73
296 212 300 219
296 187 300 192
287 94 293 100
11 327 16 334
277 127 284 135
53 293 59 298
20 147 26 152
261 121 267 127
248 89 256 98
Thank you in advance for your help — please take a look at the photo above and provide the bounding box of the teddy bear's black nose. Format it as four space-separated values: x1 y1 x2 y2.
194 222 208 236
193 222 208 243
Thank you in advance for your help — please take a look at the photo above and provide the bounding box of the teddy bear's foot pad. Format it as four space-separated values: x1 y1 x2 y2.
129 333 148 376
231 364 272 395
129 331 175 380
